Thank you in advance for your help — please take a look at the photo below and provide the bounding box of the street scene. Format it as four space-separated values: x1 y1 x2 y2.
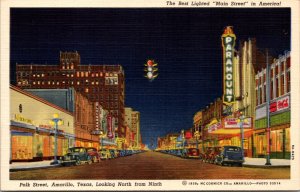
10 151 289 180
8 7 291 180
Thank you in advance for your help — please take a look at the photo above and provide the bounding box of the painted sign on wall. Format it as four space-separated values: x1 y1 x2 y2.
270 95 290 113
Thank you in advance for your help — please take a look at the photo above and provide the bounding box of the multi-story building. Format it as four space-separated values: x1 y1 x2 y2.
15 51 125 138
255 51 290 159
24 88 99 149
124 107 141 149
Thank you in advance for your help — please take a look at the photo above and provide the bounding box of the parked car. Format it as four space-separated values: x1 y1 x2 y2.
60 147 92 166
214 146 244 166
201 147 213 162
86 147 100 163
109 149 118 158
99 149 112 160
181 148 200 158
207 146 222 163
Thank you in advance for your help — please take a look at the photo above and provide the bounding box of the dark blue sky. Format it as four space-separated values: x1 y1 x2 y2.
10 8 290 148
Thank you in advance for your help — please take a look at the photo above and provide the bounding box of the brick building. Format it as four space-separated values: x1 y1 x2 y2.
15 51 125 138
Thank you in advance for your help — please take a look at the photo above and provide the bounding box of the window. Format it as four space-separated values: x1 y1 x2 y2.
276 78 279 97
287 71 290 93
270 80 274 100
281 75 285 95
263 84 266 103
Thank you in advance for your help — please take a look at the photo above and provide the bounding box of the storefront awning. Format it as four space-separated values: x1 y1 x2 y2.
208 117 253 134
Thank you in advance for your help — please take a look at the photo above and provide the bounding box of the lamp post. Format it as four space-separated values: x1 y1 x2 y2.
238 111 245 161
99 130 104 151
50 113 63 165
265 49 272 165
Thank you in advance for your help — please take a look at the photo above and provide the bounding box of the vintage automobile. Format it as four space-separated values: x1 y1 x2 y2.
109 149 118 158
99 149 112 160
201 147 213 162
86 147 100 163
181 148 200 158
214 146 244 166
60 147 92 166
207 146 222 163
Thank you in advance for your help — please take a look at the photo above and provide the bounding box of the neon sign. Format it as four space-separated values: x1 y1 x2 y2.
222 26 236 105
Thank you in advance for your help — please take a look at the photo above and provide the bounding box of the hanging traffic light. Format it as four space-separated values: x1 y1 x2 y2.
144 59 158 81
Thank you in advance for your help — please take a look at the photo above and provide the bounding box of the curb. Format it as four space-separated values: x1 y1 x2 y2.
243 164 290 168
10 164 60 172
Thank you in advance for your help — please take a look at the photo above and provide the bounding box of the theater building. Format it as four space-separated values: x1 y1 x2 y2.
254 51 290 159
10 85 74 161
15 51 125 138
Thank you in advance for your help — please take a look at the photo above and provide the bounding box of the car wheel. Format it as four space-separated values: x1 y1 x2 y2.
75 158 81 166
87 156 92 165
92 156 98 163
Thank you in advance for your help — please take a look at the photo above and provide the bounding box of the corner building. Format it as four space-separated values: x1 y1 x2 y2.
255 51 291 159
16 51 125 138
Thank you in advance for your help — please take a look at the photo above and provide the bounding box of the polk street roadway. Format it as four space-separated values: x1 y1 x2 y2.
10 151 290 180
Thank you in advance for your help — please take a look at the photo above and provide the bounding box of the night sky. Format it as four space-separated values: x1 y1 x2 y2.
10 8 290 148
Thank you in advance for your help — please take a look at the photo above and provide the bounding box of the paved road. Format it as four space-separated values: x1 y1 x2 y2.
10 151 290 180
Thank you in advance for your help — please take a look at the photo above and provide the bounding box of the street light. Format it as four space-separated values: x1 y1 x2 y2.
50 113 63 165
99 130 104 151
265 49 272 165
237 111 246 161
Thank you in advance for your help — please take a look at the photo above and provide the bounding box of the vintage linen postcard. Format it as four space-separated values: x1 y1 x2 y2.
1 0 299 191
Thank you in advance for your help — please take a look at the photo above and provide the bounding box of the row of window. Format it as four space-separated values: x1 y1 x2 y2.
18 71 119 78
20 79 120 88
256 55 290 105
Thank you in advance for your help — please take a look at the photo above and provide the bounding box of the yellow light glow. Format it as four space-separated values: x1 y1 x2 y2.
53 113 59 118
49 121 55 126
58 120 63 126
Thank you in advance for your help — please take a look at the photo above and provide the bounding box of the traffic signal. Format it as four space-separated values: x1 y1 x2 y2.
144 59 158 81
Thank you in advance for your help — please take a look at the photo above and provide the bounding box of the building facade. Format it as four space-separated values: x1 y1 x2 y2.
24 88 100 149
124 107 141 149
10 86 74 161
255 51 290 159
15 51 125 138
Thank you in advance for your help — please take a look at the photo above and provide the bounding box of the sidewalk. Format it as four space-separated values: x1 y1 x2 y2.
243 157 290 168
10 160 60 172
9 157 290 171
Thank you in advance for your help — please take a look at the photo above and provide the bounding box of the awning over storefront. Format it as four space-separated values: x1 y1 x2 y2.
208 117 253 134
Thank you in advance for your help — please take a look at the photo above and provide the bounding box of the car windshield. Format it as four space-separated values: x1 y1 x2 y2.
226 147 241 152
87 148 95 152
68 148 81 153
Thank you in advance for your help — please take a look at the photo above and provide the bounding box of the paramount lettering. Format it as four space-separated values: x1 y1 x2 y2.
222 26 236 104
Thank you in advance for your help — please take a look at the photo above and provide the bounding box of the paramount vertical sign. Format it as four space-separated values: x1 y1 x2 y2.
222 26 236 105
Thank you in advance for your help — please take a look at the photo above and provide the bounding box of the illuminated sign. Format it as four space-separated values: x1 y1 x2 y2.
208 122 222 133
14 114 34 125
185 131 192 139
95 102 100 129
270 95 290 113
222 26 236 105
224 118 252 128
107 115 113 139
